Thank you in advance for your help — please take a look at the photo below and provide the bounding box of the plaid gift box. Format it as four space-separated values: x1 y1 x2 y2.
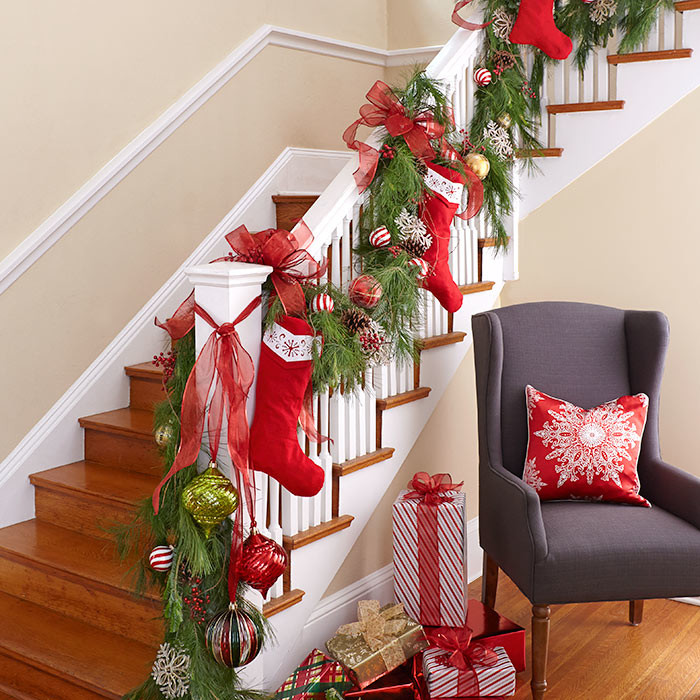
273 649 353 700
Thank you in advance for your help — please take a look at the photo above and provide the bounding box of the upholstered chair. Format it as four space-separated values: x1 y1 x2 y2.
472 302 700 699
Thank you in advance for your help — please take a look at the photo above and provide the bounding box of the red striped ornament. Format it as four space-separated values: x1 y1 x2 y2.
369 226 391 248
348 275 382 309
205 603 262 667
392 489 467 627
474 67 492 87
148 545 174 572
310 293 334 314
408 257 429 279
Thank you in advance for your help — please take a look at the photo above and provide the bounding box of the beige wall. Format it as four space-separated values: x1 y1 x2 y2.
387 0 458 49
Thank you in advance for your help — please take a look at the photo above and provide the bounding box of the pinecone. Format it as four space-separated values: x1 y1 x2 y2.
341 308 372 335
402 232 431 258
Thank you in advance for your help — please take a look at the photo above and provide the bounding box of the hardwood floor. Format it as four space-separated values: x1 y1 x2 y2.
467 576 700 699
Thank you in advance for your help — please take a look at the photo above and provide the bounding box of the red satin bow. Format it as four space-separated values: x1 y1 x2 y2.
151 294 260 514
405 472 464 506
451 0 493 31
343 81 443 191
223 223 326 318
426 627 499 672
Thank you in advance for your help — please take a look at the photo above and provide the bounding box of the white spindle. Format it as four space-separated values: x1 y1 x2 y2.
318 390 334 521
341 216 352 289
365 368 377 452
373 364 390 400
297 431 310 532
330 387 347 463
345 388 358 461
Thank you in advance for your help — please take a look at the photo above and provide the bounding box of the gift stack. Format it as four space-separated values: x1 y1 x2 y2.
272 472 525 700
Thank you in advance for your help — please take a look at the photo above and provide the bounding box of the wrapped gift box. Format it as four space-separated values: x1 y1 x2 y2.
393 483 467 628
273 649 353 700
344 655 423 700
423 646 515 698
326 600 429 689
467 601 526 673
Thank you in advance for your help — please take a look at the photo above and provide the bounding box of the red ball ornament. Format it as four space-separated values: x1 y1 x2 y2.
149 545 174 572
348 275 382 309
369 226 391 248
238 528 288 597
205 603 263 668
310 293 334 314
474 67 492 87
408 257 429 279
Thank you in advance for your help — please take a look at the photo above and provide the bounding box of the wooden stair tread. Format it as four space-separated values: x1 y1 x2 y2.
676 0 700 10
263 589 305 617
608 48 693 64
516 147 563 158
478 237 510 249
376 386 431 411
30 461 157 506
283 515 354 550
420 331 467 350
124 362 162 381
0 590 154 698
0 520 158 601
460 281 495 295
333 448 395 477
271 195 320 204
547 100 625 114
79 407 154 441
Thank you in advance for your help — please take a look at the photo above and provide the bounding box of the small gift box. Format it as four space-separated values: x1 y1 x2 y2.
273 649 353 700
467 601 525 673
326 600 429 689
423 628 515 698
393 473 468 628
344 655 425 700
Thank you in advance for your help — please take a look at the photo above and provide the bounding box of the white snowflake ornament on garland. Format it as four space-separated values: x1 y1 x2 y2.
394 208 432 257
483 120 514 160
152 643 191 699
492 8 515 41
589 0 617 25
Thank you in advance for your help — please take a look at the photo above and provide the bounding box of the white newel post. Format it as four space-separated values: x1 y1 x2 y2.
185 261 273 688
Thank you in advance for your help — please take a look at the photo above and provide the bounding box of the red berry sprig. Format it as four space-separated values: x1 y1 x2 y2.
180 571 211 626
521 79 537 99
152 351 176 381
380 144 396 160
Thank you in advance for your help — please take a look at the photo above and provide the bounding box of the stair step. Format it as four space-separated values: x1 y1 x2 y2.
333 448 395 478
0 521 162 646
30 461 157 540
608 48 693 64
516 147 564 158
460 281 496 295
263 589 305 617
676 0 700 10
547 100 625 114
272 194 319 232
376 387 431 411
0 590 154 699
125 363 165 411
283 515 354 551
420 332 467 350
79 408 161 473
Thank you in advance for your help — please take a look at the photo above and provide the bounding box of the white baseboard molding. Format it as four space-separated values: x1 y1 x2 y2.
672 596 700 607
0 25 440 295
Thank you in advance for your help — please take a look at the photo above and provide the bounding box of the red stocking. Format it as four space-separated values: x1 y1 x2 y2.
250 315 324 497
420 162 465 314
509 0 573 60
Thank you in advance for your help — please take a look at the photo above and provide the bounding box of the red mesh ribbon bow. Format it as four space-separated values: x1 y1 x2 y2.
343 81 443 192
405 472 464 506
451 1 492 31
151 293 260 514
426 627 499 696
224 223 326 318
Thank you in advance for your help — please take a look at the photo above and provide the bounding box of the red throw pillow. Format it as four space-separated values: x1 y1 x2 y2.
524 385 650 507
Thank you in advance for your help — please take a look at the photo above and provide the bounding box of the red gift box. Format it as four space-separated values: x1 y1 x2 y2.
467 601 525 673
344 655 424 700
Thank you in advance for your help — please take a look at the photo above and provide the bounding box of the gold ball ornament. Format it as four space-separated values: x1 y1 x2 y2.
182 463 239 538
154 424 175 448
465 152 491 180
497 112 512 129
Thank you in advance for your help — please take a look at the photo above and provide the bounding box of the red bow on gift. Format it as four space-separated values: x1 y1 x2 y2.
426 627 499 672
343 81 443 192
223 222 326 318
405 472 464 506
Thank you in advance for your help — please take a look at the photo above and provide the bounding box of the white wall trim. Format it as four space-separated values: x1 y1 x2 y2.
672 597 700 607
0 25 440 295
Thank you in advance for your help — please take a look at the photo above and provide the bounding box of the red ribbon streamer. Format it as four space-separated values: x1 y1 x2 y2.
451 0 492 31
343 81 444 192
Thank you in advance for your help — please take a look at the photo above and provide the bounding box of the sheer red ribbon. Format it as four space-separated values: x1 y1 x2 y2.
426 626 499 696
222 222 326 319
451 0 492 31
343 81 443 192
405 471 464 506
438 140 485 220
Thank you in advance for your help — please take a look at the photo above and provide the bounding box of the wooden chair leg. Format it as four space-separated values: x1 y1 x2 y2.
629 600 644 626
531 605 551 700
481 553 499 608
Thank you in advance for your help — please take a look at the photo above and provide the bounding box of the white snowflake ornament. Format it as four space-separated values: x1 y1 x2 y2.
492 8 515 41
152 643 191 699
590 0 617 25
483 120 514 160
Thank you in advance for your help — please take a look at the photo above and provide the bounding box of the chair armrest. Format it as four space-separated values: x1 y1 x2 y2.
480 460 549 565
639 457 700 530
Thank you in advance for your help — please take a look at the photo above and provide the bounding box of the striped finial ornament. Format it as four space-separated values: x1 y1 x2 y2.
369 226 391 248
205 603 262 667
149 545 174 572
408 257 429 279
310 293 335 314
474 67 492 87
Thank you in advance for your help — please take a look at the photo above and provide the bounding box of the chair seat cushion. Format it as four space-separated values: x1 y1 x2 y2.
531 502 700 605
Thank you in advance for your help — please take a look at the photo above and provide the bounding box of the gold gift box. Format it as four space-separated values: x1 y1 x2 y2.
326 601 428 689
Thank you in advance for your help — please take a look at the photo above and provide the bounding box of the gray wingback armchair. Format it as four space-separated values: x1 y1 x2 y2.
472 302 700 699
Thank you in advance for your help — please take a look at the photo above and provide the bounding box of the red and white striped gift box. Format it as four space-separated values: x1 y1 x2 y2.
392 489 467 628
423 646 516 698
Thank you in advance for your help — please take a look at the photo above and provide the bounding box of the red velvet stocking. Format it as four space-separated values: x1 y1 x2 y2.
420 162 466 314
250 315 324 497
509 0 573 60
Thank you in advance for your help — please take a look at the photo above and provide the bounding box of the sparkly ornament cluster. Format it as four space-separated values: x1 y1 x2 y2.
358 320 393 367
151 643 190 699
589 0 617 25
152 350 176 381
483 120 514 160
491 8 515 41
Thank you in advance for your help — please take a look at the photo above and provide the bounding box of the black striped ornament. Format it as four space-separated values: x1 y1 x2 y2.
205 603 262 668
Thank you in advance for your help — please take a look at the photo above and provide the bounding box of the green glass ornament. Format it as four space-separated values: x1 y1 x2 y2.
181 462 239 537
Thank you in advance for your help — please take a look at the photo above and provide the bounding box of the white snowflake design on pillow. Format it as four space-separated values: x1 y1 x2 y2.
523 458 547 492
526 386 545 420
534 394 646 489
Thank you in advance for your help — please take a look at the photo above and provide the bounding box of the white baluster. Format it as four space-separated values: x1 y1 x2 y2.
330 386 347 464
281 488 299 538
341 216 352 289
374 363 389 400
356 380 367 459
297 430 310 533
318 390 333 522
331 226 342 287
365 368 377 453
345 387 358 461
